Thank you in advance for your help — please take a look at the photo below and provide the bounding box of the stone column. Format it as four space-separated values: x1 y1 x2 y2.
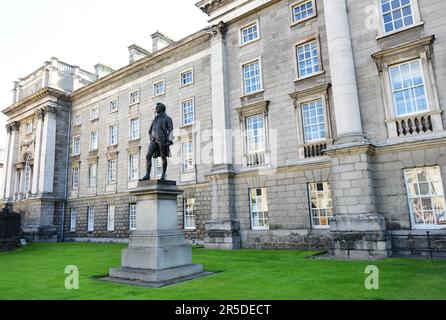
323 0 364 144
4 122 20 202
38 106 57 195
107 180 206 286
208 21 232 166
31 108 45 196
203 22 240 250
324 0 389 259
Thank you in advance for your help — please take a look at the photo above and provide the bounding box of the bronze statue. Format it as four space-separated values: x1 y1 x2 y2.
140 103 174 181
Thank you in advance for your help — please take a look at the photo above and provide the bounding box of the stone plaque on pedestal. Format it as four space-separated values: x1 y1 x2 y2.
103 180 209 287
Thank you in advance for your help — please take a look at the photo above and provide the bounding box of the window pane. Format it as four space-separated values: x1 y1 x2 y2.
380 0 414 33
309 182 333 228
296 41 319 78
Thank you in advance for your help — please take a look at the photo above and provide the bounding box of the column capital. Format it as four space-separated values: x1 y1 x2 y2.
6 121 20 133
43 105 57 114
205 21 227 39
35 108 45 119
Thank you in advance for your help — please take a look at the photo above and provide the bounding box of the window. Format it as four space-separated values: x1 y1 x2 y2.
129 90 140 105
380 0 414 33
72 136 81 156
182 142 194 172
153 80 165 96
389 59 427 117
72 167 79 189
250 188 269 230
23 155 32 193
70 209 77 232
182 99 195 126
292 0 316 24
89 163 97 187
73 114 82 126
246 114 265 153
109 125 118 146
87 207 94 232
240 21 259 45
242 59 262 95
404 166 446 228
129 153 139 181
308 182 333 228
90 130 98 151
25 121 33 134
108 159 117 184
90 105 99 120
129 118 140 140
129 204 137 231
184 198 196 230
296 40 320 78
180 69 194 86
107 205 115 231
110 99 119 113
302 99 326 142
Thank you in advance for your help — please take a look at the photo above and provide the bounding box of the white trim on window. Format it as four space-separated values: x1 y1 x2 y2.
239 19 260 47
184 198 196 230
72 136 81 156
108 124 118 146
180 68 194 87
181 97 195 126
249 188 269 230
107 159 117 184
71 167 79 189
107 205 115 231
73 114 82 127
70 208 77 232
128 153 139 182
290 0 317 26
129 117 140 141
87 207 95 232
294 38 323 80
25 121 33 134
90 105 100 121
308 182 333 229
241 57 264 96
404 166 446 230
129 204 137 231
110 98 119 113
129 90 140 106
153 79 166 97
377 0 423 39
90 130 99 151
89 163 97 187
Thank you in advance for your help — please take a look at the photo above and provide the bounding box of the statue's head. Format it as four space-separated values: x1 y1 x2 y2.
155 102 166 114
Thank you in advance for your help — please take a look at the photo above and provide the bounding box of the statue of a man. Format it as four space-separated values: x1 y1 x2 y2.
140 102 174 181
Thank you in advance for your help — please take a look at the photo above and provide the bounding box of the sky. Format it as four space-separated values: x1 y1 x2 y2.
0 0 209 151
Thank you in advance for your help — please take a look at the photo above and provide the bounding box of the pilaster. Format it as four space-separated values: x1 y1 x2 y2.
38 105 57 195
4 122 20 201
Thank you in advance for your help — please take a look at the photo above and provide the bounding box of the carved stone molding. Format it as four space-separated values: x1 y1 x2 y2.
43 105 57 114
6 121 20 133
205 21 227 38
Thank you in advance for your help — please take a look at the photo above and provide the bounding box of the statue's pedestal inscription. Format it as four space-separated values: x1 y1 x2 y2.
105 180 208 287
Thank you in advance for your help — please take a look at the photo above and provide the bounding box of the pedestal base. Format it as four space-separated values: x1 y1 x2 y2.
204 219 241 249
107 264 208 287
106 179 208 287
330 214 391 260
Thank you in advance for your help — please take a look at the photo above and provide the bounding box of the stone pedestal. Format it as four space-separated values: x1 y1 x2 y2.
204 219 241 250
106 180 206 287
330 214 391 259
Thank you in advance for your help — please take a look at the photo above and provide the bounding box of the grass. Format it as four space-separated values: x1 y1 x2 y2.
0 242 445 300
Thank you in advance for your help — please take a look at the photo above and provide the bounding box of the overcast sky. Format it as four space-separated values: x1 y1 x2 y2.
0 0 209 150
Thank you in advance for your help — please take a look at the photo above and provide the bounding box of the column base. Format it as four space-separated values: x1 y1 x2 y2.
330 214 391 260
204 219 241 249
22 225 58 242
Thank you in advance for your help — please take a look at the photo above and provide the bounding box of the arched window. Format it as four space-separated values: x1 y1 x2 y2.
24 154 32 193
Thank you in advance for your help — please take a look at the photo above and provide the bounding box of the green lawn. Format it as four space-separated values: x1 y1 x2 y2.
0 242 445 300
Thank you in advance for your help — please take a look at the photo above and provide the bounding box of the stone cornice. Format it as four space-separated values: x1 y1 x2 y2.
289 84 331 102
72 29 210 101
196 0 234 16
371 35 435 72
2 87 70 117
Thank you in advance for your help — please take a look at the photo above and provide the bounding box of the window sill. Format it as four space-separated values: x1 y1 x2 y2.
376 22 424 40
240 89 264 100
180 82 194 89
153 93 165 98
239 37 260 48
181 123 194 129
184 228 197 232
129 102 140 107
294 70 325 83
290 14 317 28
109 110 119 114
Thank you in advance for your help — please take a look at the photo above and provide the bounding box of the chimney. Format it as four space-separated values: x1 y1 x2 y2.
94 63 115 79
128 44 151 64
151 31 174 53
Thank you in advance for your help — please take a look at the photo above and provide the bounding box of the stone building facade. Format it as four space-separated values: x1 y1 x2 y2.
2 0 446 258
